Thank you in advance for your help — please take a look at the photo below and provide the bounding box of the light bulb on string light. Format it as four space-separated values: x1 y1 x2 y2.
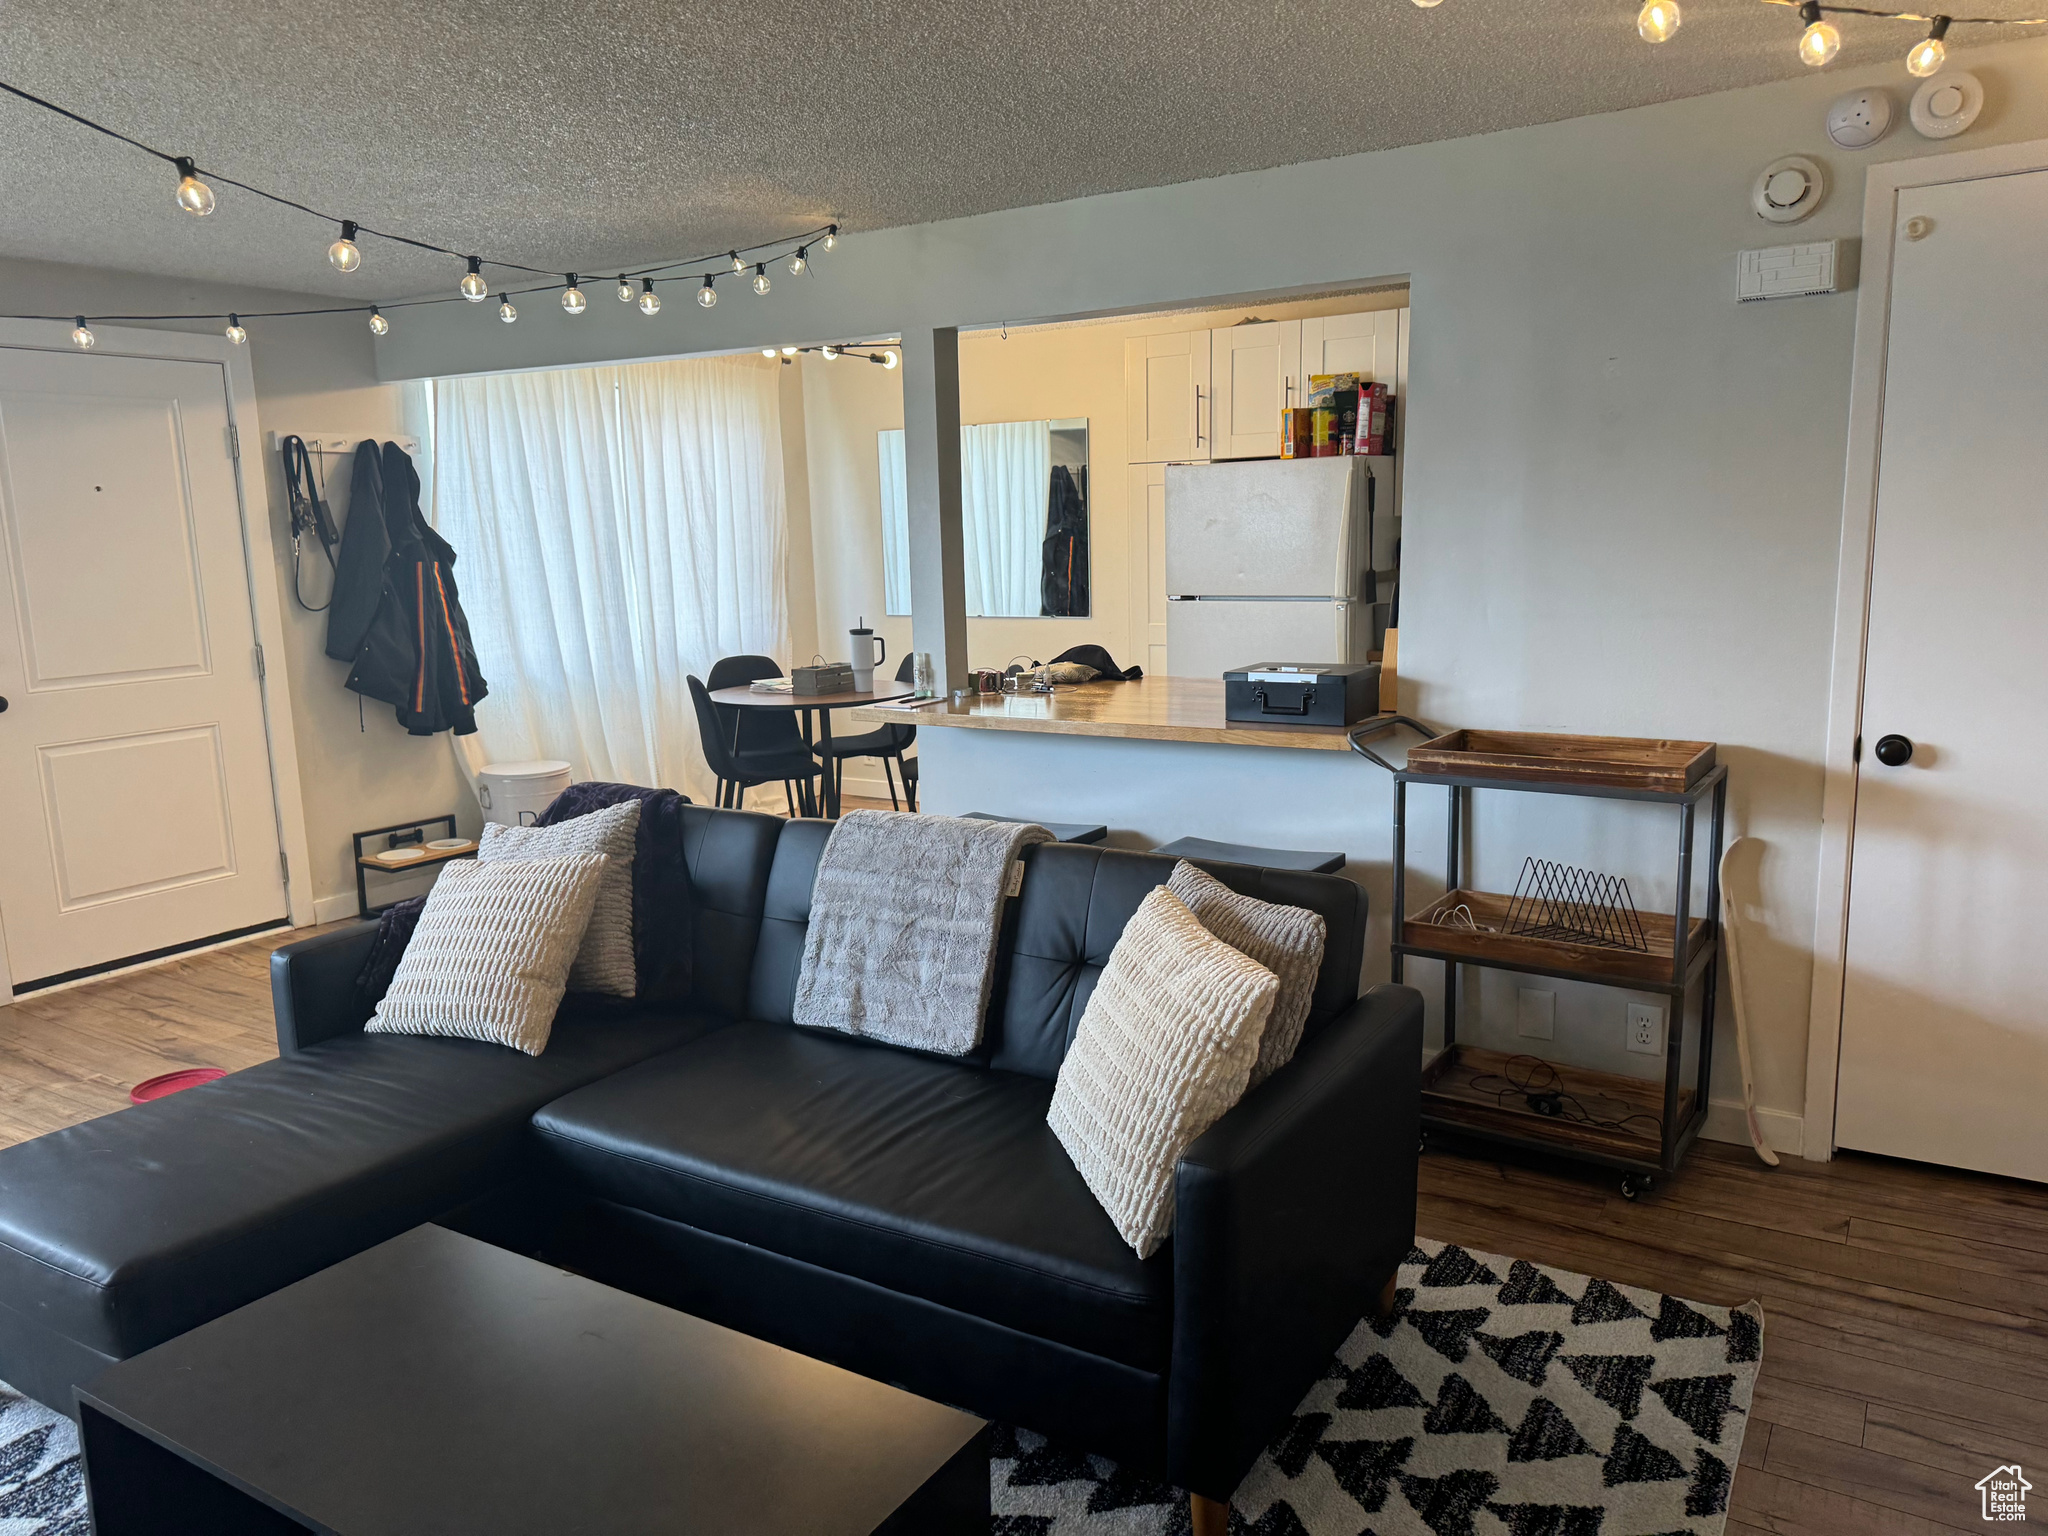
561 275 587 314
329 221 362 272
173 157 215 216
821 344 838 360
762 348 778 358
225 314 247 345
882 349 899 369
729 251 746 274
787 246 808 276
460 257 488 302
1411 0 1443 9
617 275 633 303
368 306 388 337
819 226 838 253
1797 1 1842 64
71 317 94 349
752 264 771 296
1637 0 1681 43
781 345 797 356
697 277 718 308
499 296 518 323
638 279 661 315
1907 15 1949 74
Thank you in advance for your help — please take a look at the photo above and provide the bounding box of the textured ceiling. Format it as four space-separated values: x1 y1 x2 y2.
0 0 1965 303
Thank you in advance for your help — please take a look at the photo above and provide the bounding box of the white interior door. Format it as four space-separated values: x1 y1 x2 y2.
1211 322 1299 461
1835 166 2048 1180
1126 462 1169 675
0 346 285 989
1123 332 1211 464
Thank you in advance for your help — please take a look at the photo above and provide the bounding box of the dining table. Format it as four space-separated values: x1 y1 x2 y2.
708 680 919 817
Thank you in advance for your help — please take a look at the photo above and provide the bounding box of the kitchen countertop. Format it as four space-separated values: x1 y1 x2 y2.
845 676 1373 752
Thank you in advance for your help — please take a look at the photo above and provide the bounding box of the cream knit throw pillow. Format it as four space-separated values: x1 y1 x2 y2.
366 853 609 1055
1167 860 1327 1088
478 799 641 997
1048 886 1279 1258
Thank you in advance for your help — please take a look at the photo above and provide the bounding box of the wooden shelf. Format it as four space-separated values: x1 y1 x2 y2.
356 842 476 873
1400 887 1709 989
1422 1044 1689 1165
1405 729 1715 794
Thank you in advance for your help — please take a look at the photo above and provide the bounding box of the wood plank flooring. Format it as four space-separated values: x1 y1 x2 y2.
4 921 2043 1531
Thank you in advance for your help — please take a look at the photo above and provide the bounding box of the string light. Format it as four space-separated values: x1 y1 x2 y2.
0 76 841 339
561 275 587 314
1411 0 1443 9
762 348 778 358
1638 0 1682 41
781 345 797 355
173 157 215 216
820 345 838 360
882 349 899 369
1908 14 1950 72
1798 0 1843 62
71 316 93 349
328 221 362 272
225 313 247 344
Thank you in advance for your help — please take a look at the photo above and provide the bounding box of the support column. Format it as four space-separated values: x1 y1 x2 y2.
900 326 968 693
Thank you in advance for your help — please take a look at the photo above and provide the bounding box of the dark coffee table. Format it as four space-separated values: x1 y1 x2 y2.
77 1224 987 1534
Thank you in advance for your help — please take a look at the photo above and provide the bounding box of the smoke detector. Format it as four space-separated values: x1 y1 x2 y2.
1911 72 1983 138
1752 156 1826 224
1826 89 1894 149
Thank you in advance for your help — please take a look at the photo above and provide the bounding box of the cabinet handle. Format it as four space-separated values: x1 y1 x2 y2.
1194 386 1205 446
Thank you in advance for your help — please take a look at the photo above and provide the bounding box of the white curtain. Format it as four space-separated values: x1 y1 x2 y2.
961 421 1050 619
877 421 1051 619
878 428 911 616
433 354 788 803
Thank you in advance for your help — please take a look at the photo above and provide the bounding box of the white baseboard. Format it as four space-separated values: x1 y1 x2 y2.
314 892 365 925
1702 1098 1806 1160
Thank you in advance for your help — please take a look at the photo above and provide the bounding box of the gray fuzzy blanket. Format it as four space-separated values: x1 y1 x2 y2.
793 810 1053 1054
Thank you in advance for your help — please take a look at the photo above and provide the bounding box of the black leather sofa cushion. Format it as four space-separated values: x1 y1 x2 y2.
0 1009 716 1362
534 1022 1173 1371
987 846 1369 1079
678 805 785 1020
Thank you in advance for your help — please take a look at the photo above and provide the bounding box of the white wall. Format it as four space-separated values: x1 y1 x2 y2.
0 256 476 925
372 39 2048 1144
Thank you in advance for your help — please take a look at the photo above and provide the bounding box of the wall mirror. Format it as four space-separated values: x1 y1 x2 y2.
879 418 1088 618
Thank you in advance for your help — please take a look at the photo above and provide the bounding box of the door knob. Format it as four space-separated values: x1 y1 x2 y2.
0 695 8 713
1874 733 1913 767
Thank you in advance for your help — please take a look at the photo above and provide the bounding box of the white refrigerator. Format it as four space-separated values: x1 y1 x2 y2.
1163 458 1376 680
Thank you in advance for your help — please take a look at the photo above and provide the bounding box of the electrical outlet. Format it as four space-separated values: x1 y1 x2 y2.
1517 988 1556 1042
1626 1003 1666 1056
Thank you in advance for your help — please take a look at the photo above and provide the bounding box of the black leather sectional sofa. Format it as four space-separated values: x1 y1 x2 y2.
0 806 1422 1502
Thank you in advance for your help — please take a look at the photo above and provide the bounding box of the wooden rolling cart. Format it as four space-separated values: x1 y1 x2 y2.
1369 729 1727 1198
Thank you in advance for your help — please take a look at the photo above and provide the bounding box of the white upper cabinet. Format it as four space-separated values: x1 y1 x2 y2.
1209 321 1302 461
1123 332 1212 464
1125 308 1409 463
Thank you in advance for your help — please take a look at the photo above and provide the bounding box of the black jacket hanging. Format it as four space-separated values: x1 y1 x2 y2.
1040 463 1088 617
324 440 487 735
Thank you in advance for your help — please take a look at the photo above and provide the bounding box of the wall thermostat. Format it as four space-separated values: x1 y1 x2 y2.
1752 155 1826 223
1826 89 1894 148
1911 71 1983 138
1738 240 1847 301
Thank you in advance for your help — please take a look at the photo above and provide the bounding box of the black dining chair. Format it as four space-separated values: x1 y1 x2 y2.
810 654 919 810
688 675 821 816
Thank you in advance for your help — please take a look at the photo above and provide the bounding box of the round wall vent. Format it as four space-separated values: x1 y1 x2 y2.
1752 156 1826 224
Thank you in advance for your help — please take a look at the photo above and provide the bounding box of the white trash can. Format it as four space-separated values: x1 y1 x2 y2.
476 760 573 827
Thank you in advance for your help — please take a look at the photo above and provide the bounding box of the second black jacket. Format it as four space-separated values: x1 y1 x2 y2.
325 441 488 735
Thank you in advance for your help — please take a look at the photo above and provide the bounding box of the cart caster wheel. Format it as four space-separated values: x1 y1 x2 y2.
1620 1174 1654 1201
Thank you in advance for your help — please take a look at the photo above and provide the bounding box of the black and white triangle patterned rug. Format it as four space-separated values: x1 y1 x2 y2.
0 1239 1760 1536
993 1239 1764 1536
